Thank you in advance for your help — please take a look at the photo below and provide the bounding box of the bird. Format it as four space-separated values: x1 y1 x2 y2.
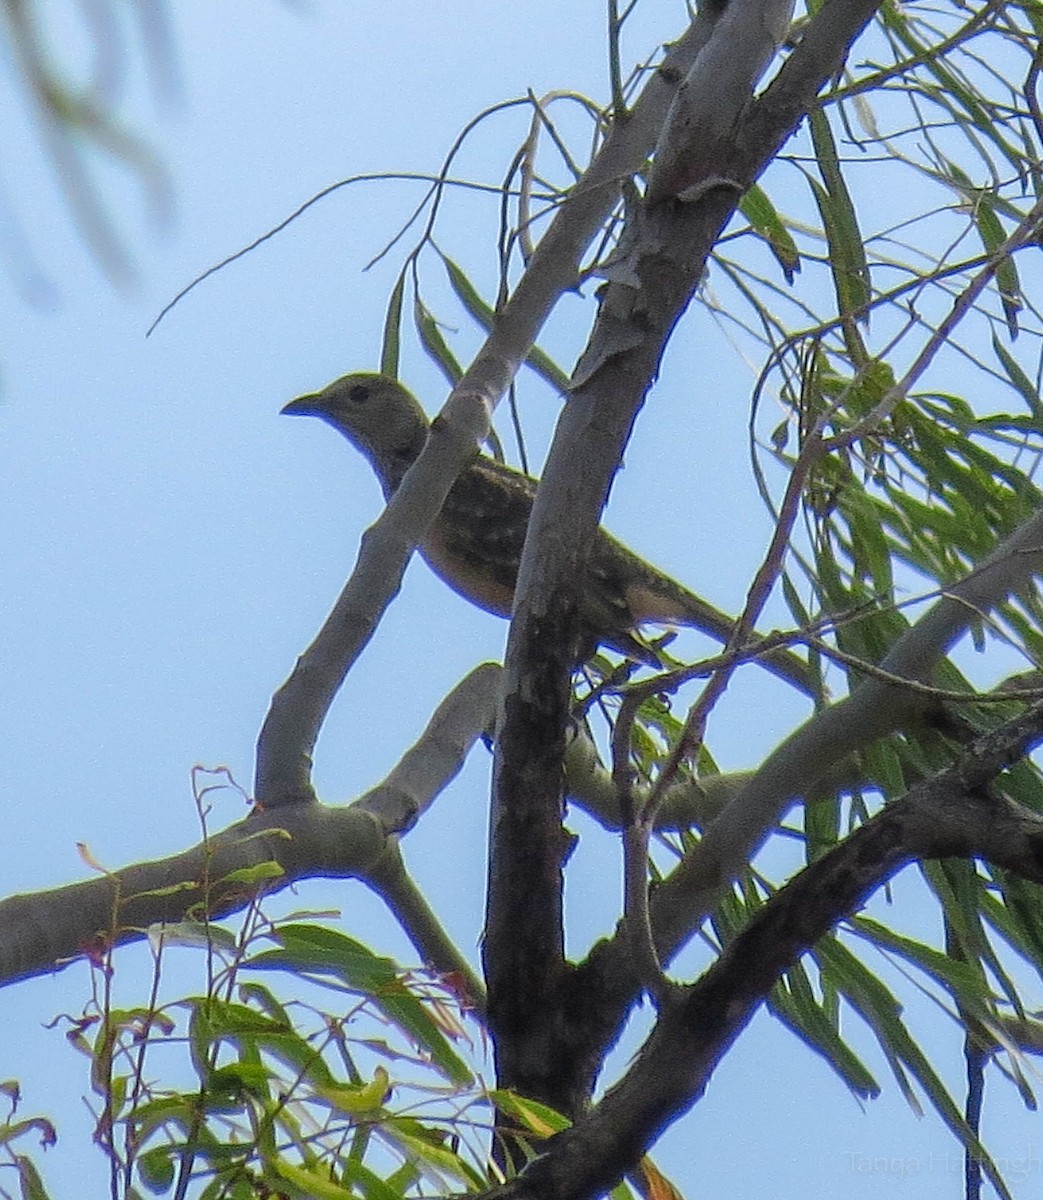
282 373 809 689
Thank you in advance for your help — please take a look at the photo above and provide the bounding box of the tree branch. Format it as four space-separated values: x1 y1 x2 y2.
2 665 497 989
488 699 1043 1200
253 8 728 809
254 405 494 806
653 503 1043 958
365 843 487 1012
487 0 884 1114
0 804 382 990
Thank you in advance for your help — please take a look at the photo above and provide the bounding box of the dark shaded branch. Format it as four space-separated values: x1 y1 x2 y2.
654 505 1043 956
487 700 1043 1200
487 0 884 1115
560 503 1043 1115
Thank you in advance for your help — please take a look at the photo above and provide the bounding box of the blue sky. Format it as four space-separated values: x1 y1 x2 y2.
1 3 1040 1197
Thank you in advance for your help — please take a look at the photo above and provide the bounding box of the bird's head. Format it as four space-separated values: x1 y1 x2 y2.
282 373 430 494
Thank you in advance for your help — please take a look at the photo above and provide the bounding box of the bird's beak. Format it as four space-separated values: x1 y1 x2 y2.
280 393 323 417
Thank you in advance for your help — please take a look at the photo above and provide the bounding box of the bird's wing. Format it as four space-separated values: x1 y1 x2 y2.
420 459 536 617
591 534 813 691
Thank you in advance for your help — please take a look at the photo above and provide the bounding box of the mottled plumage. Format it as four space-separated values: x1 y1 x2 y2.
283 373 805 682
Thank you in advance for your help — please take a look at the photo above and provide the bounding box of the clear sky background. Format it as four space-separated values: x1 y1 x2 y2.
1 3 1040 1197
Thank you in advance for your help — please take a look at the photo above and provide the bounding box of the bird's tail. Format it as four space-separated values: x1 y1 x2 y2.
626 563 813 696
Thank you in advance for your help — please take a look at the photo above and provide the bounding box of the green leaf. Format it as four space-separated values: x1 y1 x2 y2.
183 995 342 1094
836 483 893 596
439 252 571 393
847 915 989 998
0 1119 56 1152
15 1155 50 1200
768 969 879 1098
136 1146 176 1194
858 738 906 802
219 861 284 886
380 269 406 377
991 333 1043 426
380 1116 478 1185
244 924 473 1085
108 1074 128 1119
125 1095 195 1144
637 1156 684 1200
236 981 291 1025
156 921 239 955
881 8 1026 176
983 878 1043 985
338 1157 413 1200
803 787 840 863
491 1088 571 1136
315 1068 390 1116
969 191 1021 336
132 880 198 899
271 1158 356 1200
919 861 1023 1014
739 183 800 282
207 1061 273 1098
808 109 870 336
820 937 1013 1200
413 296 461 385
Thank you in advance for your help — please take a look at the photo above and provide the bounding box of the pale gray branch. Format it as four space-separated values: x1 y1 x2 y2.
563 721 753 830
455 7 728 405
255 407 494 807
653 504 1043 959
3 665 497 990
354 662 501 833
647 0 796 204
366 844 487 1012
0 805 383 990
253 10 727 809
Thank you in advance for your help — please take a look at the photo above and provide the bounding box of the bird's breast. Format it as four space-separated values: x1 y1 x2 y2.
420 522 517 618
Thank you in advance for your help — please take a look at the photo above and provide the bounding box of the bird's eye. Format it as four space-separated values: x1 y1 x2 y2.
347 384 370 404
